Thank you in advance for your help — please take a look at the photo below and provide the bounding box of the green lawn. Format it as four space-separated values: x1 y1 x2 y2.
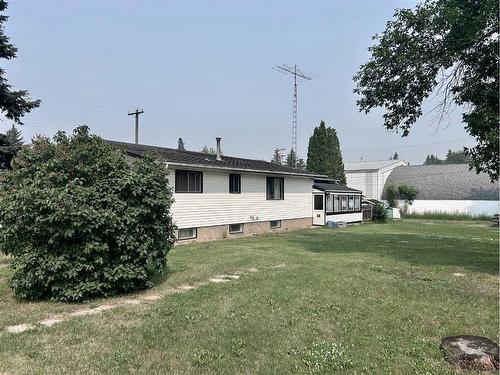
0 220 498 374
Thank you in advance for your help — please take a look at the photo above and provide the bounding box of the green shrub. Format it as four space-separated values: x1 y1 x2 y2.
385 185 399 208
0 126 176 302
372 203 387 223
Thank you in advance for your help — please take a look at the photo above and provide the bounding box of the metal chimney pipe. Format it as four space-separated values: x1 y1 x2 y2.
216 137 222 161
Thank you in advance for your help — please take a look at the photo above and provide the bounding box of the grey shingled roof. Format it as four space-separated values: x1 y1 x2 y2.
107 140 325 177
313 182 362 194
383 164 499 201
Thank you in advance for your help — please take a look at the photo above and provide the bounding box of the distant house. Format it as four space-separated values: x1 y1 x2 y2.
345 160 407 200
108 139 362 242
383 164 499 216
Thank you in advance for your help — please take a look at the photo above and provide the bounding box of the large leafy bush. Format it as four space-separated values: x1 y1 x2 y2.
0 126 175 302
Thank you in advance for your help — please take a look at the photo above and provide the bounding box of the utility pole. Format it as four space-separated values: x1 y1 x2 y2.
274 64 311 167
128 108 144 144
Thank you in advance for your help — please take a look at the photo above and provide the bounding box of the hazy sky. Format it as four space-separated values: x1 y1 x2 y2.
4 0 474 165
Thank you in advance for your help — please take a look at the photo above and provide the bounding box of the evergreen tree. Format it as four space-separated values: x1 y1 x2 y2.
0 1 40 124
286 149 297 167
271 148 282 165
296 158 306 170
5 124 22 146
306 120 346 184
177 137 185 150
393 152 398 160
200 145 217 155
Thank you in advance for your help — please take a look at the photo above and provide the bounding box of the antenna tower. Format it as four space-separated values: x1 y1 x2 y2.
274 64 311 167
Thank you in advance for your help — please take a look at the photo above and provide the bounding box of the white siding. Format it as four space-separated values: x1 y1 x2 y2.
346 167 400 200
325 212 362 223
407 200 499 217
170 168 313 228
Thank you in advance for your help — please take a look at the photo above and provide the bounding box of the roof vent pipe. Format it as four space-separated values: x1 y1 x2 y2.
216 137 222 161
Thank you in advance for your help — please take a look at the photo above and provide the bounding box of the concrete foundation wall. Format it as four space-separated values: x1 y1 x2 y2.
177 217 312 243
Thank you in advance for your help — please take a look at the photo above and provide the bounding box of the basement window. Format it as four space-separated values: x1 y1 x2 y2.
229 223 244 234
270 220 281 229
178 228 197 240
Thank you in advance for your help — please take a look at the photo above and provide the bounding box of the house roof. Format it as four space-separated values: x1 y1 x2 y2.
107 140 325 178
383 164 499 201
313 182 362 194
344 159 407 172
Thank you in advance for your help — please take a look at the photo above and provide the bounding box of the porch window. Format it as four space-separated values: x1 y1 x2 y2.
266 177 284 200
325 193 334 213
334 195 340 212
175 170 202 193
354 196 361 210
348 195 354 211
341 196 348 211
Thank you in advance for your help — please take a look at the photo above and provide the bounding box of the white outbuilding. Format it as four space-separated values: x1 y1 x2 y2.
382 164 499 217
345 160 407 200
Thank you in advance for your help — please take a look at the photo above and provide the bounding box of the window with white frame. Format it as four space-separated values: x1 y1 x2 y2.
178 228 197 240
341 196 348 211
328 194 362 214
334 195 340 212
229 223 244 234
175 170 202 193
354 196 361 210
270 220 281 229
266 177 284 200
326 193 334 213
348 195 354 211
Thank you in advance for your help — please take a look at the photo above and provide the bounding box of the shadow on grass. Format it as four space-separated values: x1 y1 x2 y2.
289 229 499 275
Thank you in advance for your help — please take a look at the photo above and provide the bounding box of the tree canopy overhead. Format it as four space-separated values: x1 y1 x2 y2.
0 1 40 123
354 0 498 181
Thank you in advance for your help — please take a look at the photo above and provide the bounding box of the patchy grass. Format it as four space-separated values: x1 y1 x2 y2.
403 211 492 221
0 220 498 374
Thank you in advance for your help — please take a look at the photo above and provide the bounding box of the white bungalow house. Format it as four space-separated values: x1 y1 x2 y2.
108 138 363 242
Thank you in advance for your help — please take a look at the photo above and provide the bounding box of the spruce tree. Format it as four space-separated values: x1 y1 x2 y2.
307 121 346 184
177 137 185 150
271 148 282 165
0 1 40 123
5 124 22 146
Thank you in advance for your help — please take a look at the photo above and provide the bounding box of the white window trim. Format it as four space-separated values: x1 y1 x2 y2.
229 223 244 234
178 228 197 240
270 220 281 229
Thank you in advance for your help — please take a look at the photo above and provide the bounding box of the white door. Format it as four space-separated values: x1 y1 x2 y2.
313 194 325 226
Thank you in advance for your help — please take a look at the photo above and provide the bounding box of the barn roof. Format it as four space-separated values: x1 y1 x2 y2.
383 164 499 201
107 140 325 178
344 159 407 172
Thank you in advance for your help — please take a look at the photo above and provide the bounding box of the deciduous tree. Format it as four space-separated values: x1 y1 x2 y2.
0 126 176 302
354 0 498 180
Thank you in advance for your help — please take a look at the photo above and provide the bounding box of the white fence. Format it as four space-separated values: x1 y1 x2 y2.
406 200 499 216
